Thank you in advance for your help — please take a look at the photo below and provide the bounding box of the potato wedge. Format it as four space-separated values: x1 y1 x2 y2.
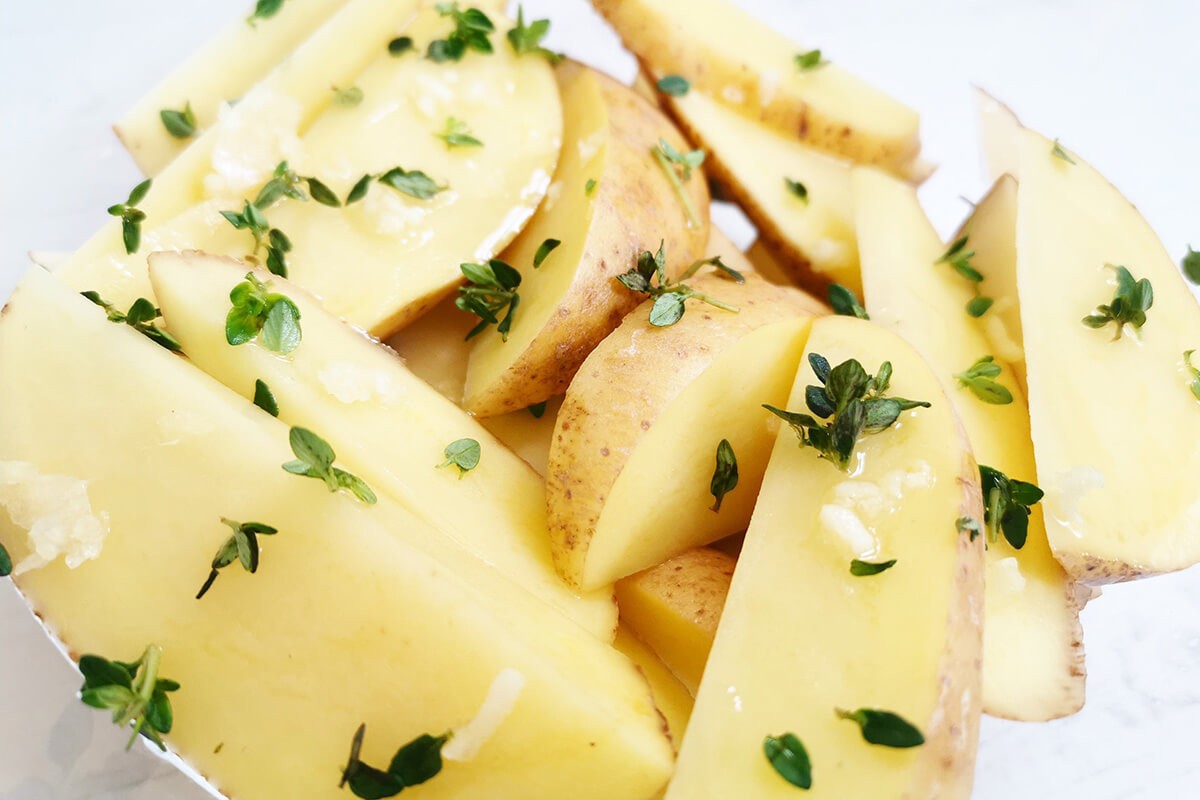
61 3 562 338
662 89 859 296
614 626 694 752
0 266 674 800
854 166 1084 721
149 251 616 639
591 0 921 175
1015 128 1200 581
667 315 983 799
548 272 817 590
462 62 710 417
615 548 735 695
746 238 807 289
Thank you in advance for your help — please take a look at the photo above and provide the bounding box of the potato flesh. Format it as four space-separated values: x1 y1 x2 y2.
0 268 673 800
854 167 1083 721
614 626 694 752
668 90 859 294
667 316 982 800
60 4 562 337
149 252 615 639
1016 128 1200 579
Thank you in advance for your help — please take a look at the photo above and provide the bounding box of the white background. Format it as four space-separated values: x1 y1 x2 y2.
2 0 1200 797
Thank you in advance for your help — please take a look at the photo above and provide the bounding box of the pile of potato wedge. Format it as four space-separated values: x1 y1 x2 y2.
3 0 1200 798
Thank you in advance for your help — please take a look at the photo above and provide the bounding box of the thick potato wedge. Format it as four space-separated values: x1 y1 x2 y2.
0 267 674 800
462 62 710 417
615 548 735 695
854 167 1084 721
662 89 859 296
592 0 921 175
1015 128 1200 582
548 272 818 590
668 315 983 799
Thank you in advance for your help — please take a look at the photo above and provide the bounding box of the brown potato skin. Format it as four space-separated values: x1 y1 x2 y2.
464 65 710 417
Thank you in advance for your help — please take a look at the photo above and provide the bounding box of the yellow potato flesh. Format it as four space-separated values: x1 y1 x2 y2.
854 167 1083 721
1016 128 1200 580
0 267 673 800
614 626 694 753
149 252 614 639
667 316 982 800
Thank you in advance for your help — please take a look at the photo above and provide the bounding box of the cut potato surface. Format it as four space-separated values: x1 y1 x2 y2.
116 0 355 175
592 0 921 174
854 167 1083 721
615 548 735 695
664 89 859 295
614 626 694 752
0 267 673 800
149 251 615 639
462 62 710 417
62 3 562 338
667 315 983 800
1015 128 1200 581
548 272 816 590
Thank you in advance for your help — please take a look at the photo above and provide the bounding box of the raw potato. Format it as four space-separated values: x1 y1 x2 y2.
615 548 735 695
854 167 1083 721
663 89 860 295
1015 127 1200 582
976 88 1022 183
149 252 616 639
462 62 710 417
0 267 674 800
116 0 355 175
614 626 694 752
61 3 562 338
548 272 817 590
591 0 922 175
668 315 983 799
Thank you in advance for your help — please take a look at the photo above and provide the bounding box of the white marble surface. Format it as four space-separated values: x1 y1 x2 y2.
2 0 1200 797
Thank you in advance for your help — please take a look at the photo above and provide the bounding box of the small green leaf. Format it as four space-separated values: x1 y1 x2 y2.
828 283 868 319
1083 264 1154 339
439 438 481 477
346 174 373 205
784 178 809 203
388 732 449 786
341 725 405 800
160 102 196 139
0 542 10 577
78 645 178 751
335 470 378 505
763 732 812 789
965 296 994 318
1184 350 1200 402
850 558 897 576
584 178 597 196
836 707 925 748
956 515 983 541
533 238 560 268
649 292 688 327
457 260 521 340
127 179 153 206
794 49 825 70
709 438 739 512
306 176 341 207
290 427 335 474
378 167 444 199
253 379 279 416
436 116 483 148
528 401 548 418
333 86 364 107
388 36 414 56
1051 139 1076 165
954 356 1013 405
427 3 495 63
506 5 561 63
654 137 706 180
79 655 133 691
248 0 287 26
656 75 690 96
81 684 137 710
260 296 302 354
1183 246 1200 285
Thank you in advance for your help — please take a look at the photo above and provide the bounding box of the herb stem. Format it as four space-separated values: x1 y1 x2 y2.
653 147 701 228
690 290 740 314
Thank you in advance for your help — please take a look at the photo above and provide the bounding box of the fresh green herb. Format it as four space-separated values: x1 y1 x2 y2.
195 518 279 599
953 355 1013 405
709 439 739 512
584 178 597 196
794 49 825 71
255 161 342 209
379 167 445 199
615 243 742 327
652 138 706 228
247 0 288 26
506 5 561 63
345 175 372 204
1185 350 1200 402
220 201 292 276
533 238 560 268
764 354 930 471
283 427 377 504
253 378 279 416
979 465 1043 550
457 259 521 340
656 75 690 97
82 292 182 353
436 117 483 148
428 2 494 62
763 733 812 789
1082 264 1153 339
528 401 548 418
936 235 994 318
828 283 868 319
388 36 414 56
0 543 11 577
333 86 364 107
225 272 302 353
784 178 808 204
836 708 924 748
957 515 983 541
341 724 450 799
1051 139 1076 165
78 645 179 751
439 438 481 478
850 558 896 576
107 179 152 255
159 102 196 139
1183 246 1200 285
